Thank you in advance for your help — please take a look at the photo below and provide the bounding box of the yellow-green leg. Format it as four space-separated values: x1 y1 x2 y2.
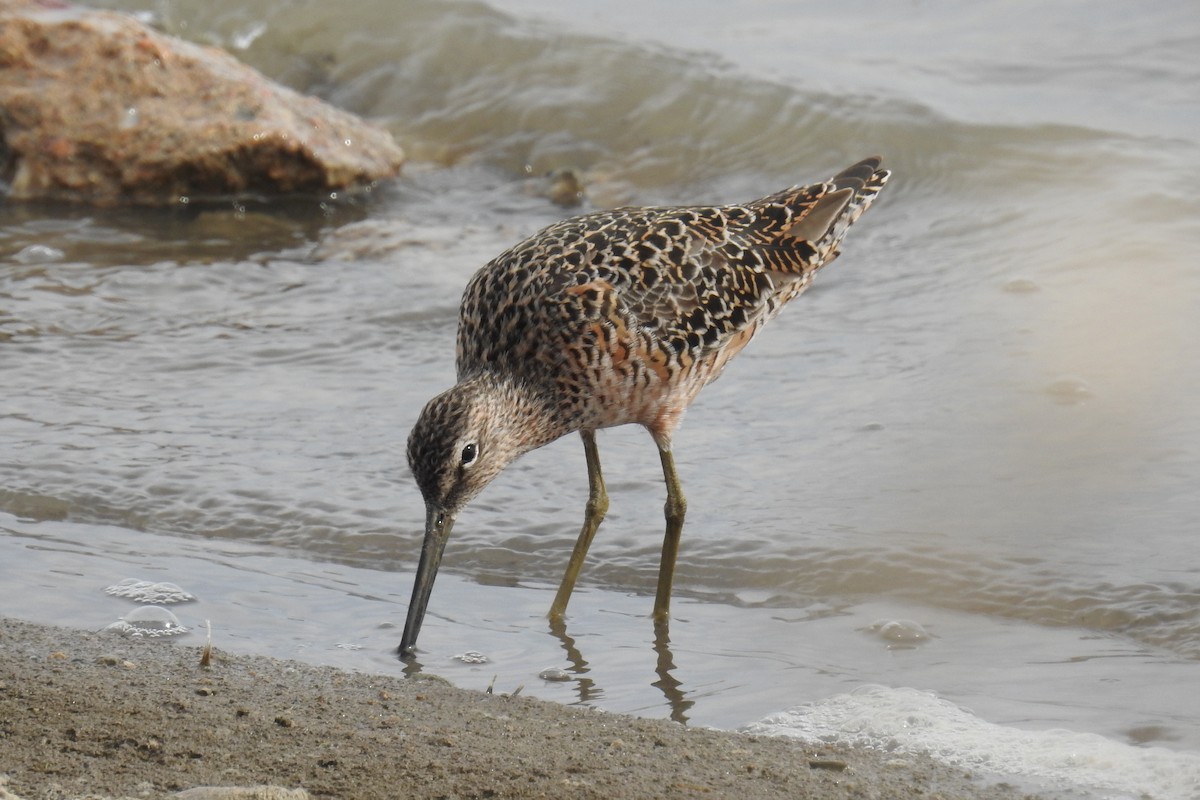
654 443 687 620
550 429 608 618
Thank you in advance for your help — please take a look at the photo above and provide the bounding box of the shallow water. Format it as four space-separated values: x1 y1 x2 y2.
3 1 1199 797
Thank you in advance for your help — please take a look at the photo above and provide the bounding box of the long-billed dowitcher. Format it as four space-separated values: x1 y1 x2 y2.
400 157 890 655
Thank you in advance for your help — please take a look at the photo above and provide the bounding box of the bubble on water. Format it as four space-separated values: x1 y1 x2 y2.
13 244 65 264
733 588 777 605
452 650 489 664
230 22 266 50
866 619 930 648
105 578 195 604
1002 277 1040 293
104 606 188 638
538 667 571 682
1044 376 1092 405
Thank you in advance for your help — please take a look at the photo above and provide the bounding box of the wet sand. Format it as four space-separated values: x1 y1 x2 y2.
0 617 1044 799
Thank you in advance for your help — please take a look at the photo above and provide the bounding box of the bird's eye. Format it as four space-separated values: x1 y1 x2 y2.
460 442 478 466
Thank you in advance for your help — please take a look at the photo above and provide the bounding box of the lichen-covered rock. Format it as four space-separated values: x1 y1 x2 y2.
0 0 404 205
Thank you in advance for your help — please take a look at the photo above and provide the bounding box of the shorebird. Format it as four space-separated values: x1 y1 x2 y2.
400 157 890 655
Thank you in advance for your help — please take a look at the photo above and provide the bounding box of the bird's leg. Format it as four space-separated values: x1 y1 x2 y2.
654 443 687 620
549 429 608 618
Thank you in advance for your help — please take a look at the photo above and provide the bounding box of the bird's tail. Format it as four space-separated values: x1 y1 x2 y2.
763 156 891 274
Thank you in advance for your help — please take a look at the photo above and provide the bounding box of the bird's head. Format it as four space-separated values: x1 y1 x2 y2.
406 379 517 517
399 374 554 655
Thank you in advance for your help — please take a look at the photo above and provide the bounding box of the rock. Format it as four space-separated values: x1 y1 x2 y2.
0 0 404 205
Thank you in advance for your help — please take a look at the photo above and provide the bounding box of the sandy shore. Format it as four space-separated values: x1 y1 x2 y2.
0 617 1044 799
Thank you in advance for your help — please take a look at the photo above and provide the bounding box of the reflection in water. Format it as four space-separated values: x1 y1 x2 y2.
399 651 425 677
547 616 601 705
547 615 694 725
394 615 696 724
652 618 693 725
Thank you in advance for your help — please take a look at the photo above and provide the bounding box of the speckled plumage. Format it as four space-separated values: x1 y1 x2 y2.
400 157 890 655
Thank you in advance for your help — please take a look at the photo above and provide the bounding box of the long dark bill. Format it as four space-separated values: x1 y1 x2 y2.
398 504 454 657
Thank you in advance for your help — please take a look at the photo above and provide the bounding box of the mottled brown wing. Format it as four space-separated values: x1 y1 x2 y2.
457 158 888 381
601 157 889 355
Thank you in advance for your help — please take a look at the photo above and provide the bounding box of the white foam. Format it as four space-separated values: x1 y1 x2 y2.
744 686 1200 800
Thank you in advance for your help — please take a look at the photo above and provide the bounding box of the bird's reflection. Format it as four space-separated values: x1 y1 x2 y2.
547 615 601 704
398 649 425 676
651 617 693 725
547 614 694 724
